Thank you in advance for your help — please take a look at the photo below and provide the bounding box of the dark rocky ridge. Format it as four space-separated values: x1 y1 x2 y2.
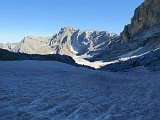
0 48 94 69
0 48 75 64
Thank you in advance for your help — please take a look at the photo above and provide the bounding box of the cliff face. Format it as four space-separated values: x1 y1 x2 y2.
121 0 160 40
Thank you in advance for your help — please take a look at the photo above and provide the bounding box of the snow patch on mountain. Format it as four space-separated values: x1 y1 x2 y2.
70 44 79 54
72 55 109 69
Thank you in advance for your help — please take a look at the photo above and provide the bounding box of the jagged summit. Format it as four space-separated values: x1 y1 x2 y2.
59 27 117 37
61 26 76 31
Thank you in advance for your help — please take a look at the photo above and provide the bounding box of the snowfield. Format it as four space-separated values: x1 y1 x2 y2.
0 61 160 120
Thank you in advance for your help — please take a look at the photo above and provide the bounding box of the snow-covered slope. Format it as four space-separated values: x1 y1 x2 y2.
0 61 160 120
101 47 160 71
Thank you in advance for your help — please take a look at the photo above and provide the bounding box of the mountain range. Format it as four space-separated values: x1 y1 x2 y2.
1 0 160 71
0 27 117 59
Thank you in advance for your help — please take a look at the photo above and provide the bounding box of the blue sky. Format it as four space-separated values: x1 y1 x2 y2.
0 0 144 43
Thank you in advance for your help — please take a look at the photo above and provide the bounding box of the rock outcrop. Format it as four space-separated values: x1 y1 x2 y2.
120 0 160 41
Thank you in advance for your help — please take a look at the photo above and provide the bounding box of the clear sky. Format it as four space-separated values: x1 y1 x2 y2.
0 0 144 43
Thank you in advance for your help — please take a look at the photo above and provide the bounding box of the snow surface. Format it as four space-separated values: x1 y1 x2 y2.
0 61 160 120
72 47 159 69
72 56 109 69
118 47 160 62
72 48 144 69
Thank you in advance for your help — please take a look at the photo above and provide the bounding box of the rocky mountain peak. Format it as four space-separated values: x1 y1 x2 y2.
60 27 77 32
120 0 160 41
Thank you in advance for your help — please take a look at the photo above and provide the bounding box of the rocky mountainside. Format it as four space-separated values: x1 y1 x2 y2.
120 0 160 41
98 0 160 60
100 0 160 71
